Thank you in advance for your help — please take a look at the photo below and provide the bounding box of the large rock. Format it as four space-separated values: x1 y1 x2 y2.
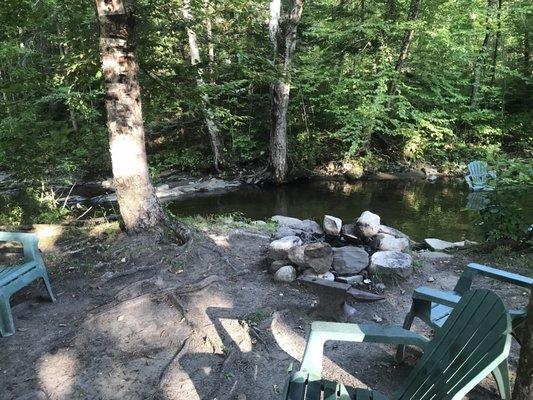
378 225 411 241
371 233 410 252
299 219 324 235
356 211 381 238
288 245 307 268
272 215 302 227
332 246 369 275
369 251 413 279
424 238 465 251
274 265 297 282
323 215 342 236
304 242 333 274
272 215 323 235
268 236 302 260
273 226 304 240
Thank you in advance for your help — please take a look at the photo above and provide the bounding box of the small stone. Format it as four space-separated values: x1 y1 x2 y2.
320 271 335 281
269 259 291 274
376 283 386 291
274 266 297 283
323 215 342 236
372 314 383 323
268 236 303 260
427 276 435 282
363 278 372 285
337 275 364 286
304 242 333 274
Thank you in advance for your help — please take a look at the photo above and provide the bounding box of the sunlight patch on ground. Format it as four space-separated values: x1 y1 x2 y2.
38 348 77 399
207 233 229 248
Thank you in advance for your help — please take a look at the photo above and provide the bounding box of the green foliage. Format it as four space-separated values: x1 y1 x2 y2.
0 0 531 180
478 195 532 244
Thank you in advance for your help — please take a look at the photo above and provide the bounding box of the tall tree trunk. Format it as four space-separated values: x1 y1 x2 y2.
387 0 421 98
490 0 502 87
182 0 225 172
471 0 499 107
95 0 187 240
512 291 533 400
269 0 304 184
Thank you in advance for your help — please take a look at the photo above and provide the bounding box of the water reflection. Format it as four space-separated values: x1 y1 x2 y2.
168 178 487 242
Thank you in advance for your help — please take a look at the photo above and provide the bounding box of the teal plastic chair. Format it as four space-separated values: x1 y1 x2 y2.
396 263 532 399
282 289 512 400
465 161 496 191
0 232 56 337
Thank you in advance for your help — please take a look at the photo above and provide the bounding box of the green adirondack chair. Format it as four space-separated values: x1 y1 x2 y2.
465 161 496 191
396 263 532 399
0 231 56 337
282 289 512 400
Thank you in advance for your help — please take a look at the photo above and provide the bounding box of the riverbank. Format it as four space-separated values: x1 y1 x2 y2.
1 217 531 399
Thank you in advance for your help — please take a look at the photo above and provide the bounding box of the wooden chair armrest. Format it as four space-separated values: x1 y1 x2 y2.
466 263 533 289
413 287 461 307
300 321 429 376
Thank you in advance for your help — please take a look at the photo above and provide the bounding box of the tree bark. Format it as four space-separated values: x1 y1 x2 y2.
512 291 533 400
95 0 187 240
269 0 304 184
182 0 225 172
471 0 499 107
387 0 422 97
490 0 502 87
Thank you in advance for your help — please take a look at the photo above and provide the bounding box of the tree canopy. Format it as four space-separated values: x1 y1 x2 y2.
1 0 531 181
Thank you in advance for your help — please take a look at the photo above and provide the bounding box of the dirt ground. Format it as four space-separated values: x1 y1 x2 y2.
0 222 530 400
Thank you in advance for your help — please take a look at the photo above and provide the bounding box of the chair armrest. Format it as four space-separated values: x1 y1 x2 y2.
0 231 40 262
466 263 533 289
300 321 430 376
413 287 461 308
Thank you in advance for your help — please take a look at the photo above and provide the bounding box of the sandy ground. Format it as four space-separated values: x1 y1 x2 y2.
0 223 530 400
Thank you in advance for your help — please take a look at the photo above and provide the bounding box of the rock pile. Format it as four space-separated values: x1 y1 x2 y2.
267 211 414 284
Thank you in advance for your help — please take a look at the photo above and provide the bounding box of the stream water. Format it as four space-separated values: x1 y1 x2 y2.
2 177 530 242
168 178 490 242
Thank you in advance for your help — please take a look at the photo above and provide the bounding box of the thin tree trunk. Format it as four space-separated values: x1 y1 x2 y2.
387 0 422 97
269 0 304 184
490 0 502 86
512 291 533 400
57 24 79 133
94 0 188 240
204 0 215 80
471 0 499 107
182 0 225 172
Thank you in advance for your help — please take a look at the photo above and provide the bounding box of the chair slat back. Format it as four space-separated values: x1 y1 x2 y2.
467 161 489 186
395 289 511 400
